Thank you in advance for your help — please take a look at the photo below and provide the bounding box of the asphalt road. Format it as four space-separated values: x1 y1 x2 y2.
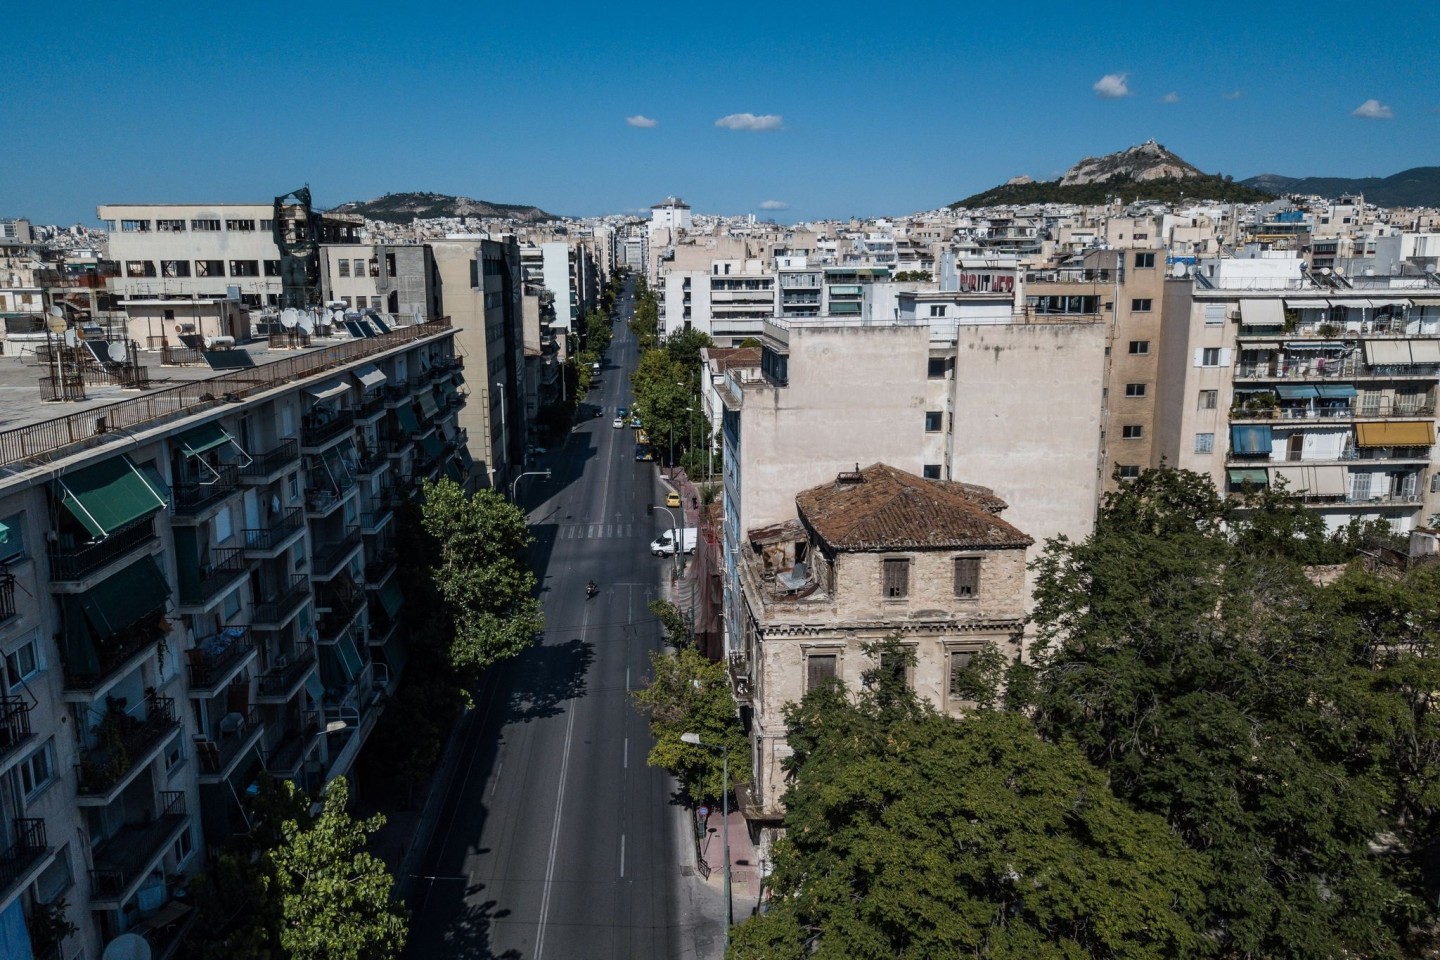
406 283 723 959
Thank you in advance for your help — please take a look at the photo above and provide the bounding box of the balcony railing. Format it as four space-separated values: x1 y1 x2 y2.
90 791 186 902
257 642 317 701
363 550 396 585
241 507 305 554
62 610 169 693
727 652 753 704
196 706 261 779
252 575 310 626
301 410 355 449
1235 359 1440 380
49 515 157 582
179 548 249 607
262 710 320 775
172 466 240 518
0 818 48 898
186 628 254 690
312 529 361 579
0 571 15 624
76 695 179 797
239 439 299 480
0 696 34 763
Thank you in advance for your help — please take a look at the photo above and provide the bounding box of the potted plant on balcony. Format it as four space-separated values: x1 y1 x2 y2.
26 898 77 959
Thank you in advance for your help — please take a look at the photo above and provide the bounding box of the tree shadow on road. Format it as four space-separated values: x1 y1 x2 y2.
505 636 594 723
407 882 522 960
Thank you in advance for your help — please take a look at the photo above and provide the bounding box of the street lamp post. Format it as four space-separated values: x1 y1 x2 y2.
681 732 731 947
509 469 551 504
652 503 682 578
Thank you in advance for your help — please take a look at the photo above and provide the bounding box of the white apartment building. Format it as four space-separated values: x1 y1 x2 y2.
97 205 284 307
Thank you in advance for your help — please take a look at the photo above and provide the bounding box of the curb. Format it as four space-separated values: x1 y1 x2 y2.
394 699 476 902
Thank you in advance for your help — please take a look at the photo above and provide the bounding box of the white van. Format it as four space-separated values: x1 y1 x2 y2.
650 527 698 556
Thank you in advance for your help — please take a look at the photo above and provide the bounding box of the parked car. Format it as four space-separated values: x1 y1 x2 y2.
665 490 682 508
650 527 698 556
629 417 642 429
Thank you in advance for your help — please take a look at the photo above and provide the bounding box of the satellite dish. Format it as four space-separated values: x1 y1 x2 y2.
48 304 64 319
102 933 152 960
412 308 422 325
108 341 128 362
298 313 314 335
63 329 77 347
330 309 345 326
281 308 298 328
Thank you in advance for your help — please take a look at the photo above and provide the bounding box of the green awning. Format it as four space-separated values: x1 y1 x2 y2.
56 455 169 540
66 555 171 640
379 637 407 677
305 669 324 703
1276 385 1318 399
421 435 445 459
1230 425 1273 456
336 632 363 676
452 371 465 386
395 405 420 435
319 644 350 688
417 392 440 420
378 580 404 619
439 380 457 400
444 459 464 484
1228 468 1269 486
1316 383 1357 398
0 521 10 545
177 422 232 457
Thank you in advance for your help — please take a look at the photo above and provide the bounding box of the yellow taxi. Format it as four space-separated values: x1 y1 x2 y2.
665 491 683 508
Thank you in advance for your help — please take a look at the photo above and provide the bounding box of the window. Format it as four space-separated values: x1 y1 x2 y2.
196 260 224 277
882 558 910 598
287 474 300 502
165 736 184 773
953 556 981 598
1128 340 1150 355
876 649 911 689
927 357 949 379
120 219 150 233
929 304 946 317
214 506 233 543
1351 472 1372 500
229 260 260 277
4 635 40 686
264 260 281 277
924 411 943 433
353 259 366 276
0 511 25 563
355 296 367 310
225 219 256 231
172 826 195 867
1116 464 1141 480
260 219 274 231
34 843 73 903
1122 425 1144 439
191 219 221 231
125 261 156 278
1199 389 1218 410
1204 304 1226 325
922 464 941 480
806 653 837 692
1198 347 1228 367
156 219 186 232
19 741 55 799
1130 298 1153 312
161 260 191 278
1124 383 1146 398
1134 252 1156 268
222 587 242 621
947 649 978 702
338 259 350 278
1195 432 1215 453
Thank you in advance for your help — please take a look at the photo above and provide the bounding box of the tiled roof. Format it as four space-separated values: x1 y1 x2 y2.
796 463 1033 552
705 347 762 372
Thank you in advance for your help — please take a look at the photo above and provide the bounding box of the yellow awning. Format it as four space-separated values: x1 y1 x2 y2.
1355 421 1435 447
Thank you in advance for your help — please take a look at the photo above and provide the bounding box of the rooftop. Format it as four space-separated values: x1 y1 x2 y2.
795 463 1033 552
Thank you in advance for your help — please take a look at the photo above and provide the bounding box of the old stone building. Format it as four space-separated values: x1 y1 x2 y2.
729 463 1031 837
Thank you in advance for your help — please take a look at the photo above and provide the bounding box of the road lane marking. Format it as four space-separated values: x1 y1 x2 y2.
624 737 628 769
534 616 582 960
620 834 626 878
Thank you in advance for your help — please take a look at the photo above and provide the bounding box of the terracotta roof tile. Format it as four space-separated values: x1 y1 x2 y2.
796 463 1032 552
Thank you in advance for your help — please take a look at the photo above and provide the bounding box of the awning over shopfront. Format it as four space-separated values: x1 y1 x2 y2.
1355 421 1435 447
352 364 386 392
1230 425 1273 456
55 455 169 540
1271 464 1347 495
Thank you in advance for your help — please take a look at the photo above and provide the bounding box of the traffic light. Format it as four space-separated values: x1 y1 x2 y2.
646 504 654 516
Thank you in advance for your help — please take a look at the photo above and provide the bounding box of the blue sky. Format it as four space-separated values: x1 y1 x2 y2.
5 0 1437 225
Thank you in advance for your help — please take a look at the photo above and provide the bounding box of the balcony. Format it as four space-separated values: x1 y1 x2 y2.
239 439 299 483
1234 359 1440 381
304 476 357 519
312 528 362 581
195 706 263 784
357 392 386 421
75 694 180 802
256 643 318 703
178 548 248 609
360 509 392 535
0 819 51 908
251 575 310 629
363 549 396 587
185 627 257 695
241 507 305 557
49 516 157 583
0 696 35 767
262 711 321 779
90 791 188 908
62 612 170 696
172 466 240 520
727 652 753 704
301 410 355 450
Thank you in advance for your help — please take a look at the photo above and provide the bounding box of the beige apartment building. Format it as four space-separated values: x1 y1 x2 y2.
729 464 1030 828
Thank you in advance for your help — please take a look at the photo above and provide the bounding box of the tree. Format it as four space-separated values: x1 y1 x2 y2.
730 644 1211 960
1025 464 1440 957
631 646 749 804
272 778 409 960
648 598 691 649
419 479 543 685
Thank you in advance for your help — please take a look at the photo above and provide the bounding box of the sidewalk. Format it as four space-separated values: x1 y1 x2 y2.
695 805 765 921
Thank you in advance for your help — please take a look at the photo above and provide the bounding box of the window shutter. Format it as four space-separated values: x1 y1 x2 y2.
882 559 910 598
953 556 980 598
807 654 837 691
1219 348 1232 367
1194 348 1204 367
948 650 975 698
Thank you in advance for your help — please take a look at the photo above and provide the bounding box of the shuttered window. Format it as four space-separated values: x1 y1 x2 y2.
953 557 981 598
948 650 976 700
806 654 837 692
882 558 909 598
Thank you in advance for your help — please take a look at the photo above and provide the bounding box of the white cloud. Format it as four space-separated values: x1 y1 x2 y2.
759 200 789 211
1093 73 1131 99
1160 91 1180 104
1352 98 1393 119
715 112 784 132
1222 89 1244 100
626 115 658 128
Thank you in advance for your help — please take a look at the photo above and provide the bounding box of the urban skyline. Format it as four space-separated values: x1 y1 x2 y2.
5 1 1438 225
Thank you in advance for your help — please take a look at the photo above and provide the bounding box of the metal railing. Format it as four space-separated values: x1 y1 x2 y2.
179 548 248 606
0 696 34 761
49 515 158 581
240 438 299 479
0 818 47 895
186 629 254 689
257 642 317 700
62 609 168 692
172 465 240 517
75 694 179 796
90 791 185 900
262 710 320 774
312 529 361 578
241 507 304 553
251 575 310 626
301 410 355 448
0 318 452 470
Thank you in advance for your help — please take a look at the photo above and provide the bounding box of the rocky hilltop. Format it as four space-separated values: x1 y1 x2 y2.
328 191 559 223
1059 139 1203 186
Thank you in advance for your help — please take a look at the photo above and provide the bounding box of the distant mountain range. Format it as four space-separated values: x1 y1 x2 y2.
952 140 1269 208
1240 168 1440 208
327 192 559 223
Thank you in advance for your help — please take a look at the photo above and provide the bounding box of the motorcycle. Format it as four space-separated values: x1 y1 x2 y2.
586 581 598 600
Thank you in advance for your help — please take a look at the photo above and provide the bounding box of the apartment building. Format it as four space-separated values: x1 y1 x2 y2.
319 244 442 321
1157 253 1440 532
0 317 466 959
727 464 1030 833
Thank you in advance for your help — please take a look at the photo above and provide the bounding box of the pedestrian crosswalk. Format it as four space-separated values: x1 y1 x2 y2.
554 522 639 540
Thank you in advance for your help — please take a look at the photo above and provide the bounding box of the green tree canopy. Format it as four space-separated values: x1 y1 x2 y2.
632 646 749 804
730 645 1211 960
